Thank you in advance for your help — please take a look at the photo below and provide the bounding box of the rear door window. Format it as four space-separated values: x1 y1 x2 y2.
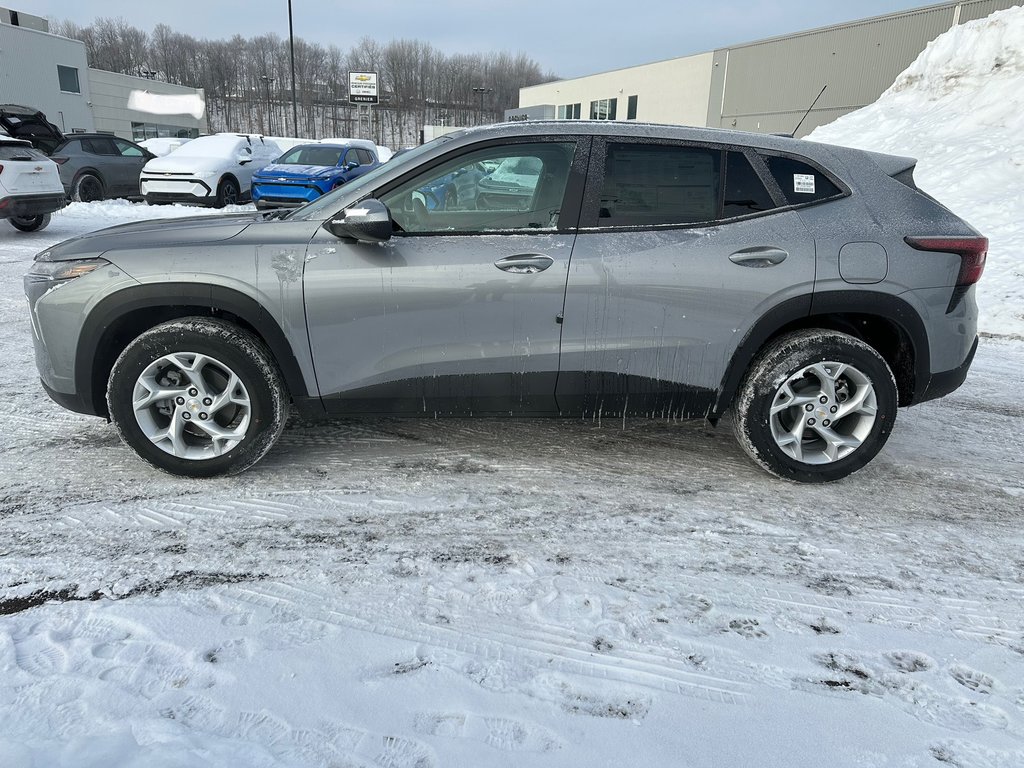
723 152 776 217
597 143 720 226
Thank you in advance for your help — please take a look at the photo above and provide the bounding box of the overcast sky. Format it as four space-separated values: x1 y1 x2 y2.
22 0 939 78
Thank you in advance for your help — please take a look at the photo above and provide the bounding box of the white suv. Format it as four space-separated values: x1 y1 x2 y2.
0 136 65 232
139 134 281 207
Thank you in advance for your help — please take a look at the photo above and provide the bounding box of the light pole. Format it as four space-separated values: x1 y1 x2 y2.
472 86 493 125
287 0 298 137
259 75 275 135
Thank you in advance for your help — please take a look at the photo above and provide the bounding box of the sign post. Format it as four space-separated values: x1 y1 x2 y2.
349 72 378 141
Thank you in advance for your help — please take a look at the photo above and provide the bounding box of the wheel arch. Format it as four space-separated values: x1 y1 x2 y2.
76 283 313 418
711 291 930 419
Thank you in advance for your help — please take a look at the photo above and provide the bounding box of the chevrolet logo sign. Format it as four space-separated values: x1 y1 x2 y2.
355 75 371 81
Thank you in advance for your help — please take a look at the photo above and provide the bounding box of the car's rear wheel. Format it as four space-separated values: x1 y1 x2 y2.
9 213 51 232
215 177 239 208
72 173 104 203
733 330 897 483
107 317 288 477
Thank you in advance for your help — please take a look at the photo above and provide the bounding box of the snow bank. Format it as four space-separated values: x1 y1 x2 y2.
810 5 1024 337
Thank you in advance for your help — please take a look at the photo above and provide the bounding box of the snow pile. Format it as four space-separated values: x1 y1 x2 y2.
810 5 1024 336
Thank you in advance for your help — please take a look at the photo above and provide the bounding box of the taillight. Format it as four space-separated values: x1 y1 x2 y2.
0 163 4 174
51 156 70 165
904 236 988 286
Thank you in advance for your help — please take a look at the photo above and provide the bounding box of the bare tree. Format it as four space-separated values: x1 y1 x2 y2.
54 17 555 144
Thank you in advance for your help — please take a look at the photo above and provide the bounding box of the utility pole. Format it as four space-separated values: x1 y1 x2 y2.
288 0 298 137
472 86 493 125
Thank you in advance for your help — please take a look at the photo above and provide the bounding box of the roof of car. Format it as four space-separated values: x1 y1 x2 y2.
452 120 817 152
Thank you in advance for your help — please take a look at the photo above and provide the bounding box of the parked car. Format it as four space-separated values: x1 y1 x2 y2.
251 142 379 209
50 134 156 202
139 133 280 207
475 155 542 210
25 122 985 482
0 136 65 231
0 104 64 155
138 137 193 158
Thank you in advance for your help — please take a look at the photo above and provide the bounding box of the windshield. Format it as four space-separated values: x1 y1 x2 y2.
277 145 345 166
168 135 243 158
289 134 458 220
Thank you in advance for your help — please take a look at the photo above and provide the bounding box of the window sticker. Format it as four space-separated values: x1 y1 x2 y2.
793 173 816 194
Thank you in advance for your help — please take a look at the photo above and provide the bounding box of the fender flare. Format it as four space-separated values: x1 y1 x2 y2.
710 290 930 417
76 282 312 415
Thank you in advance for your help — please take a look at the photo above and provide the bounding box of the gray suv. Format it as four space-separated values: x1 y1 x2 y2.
24 122 986 482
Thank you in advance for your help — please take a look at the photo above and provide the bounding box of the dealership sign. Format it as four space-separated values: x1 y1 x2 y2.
348 72 379 105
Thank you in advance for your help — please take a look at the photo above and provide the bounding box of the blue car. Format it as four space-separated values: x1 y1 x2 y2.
251 142 379 209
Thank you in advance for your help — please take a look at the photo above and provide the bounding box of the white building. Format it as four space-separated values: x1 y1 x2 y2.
512 0 1018 137
0 7 207 141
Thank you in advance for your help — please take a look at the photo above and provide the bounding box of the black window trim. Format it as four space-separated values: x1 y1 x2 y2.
577 135 851 233
354 135 592 238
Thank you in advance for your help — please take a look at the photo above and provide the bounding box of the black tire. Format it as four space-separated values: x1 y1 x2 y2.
72 173 104 203
9 213 51 232
106 317 288 477
214 177 240 208
732 330 897 483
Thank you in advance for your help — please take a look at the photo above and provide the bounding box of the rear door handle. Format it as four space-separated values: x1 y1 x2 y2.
728 246 789 267
494 254 554 274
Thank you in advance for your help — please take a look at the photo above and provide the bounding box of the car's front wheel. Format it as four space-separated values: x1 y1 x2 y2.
733 330 897 483
214 177 239 208
107 317 288 477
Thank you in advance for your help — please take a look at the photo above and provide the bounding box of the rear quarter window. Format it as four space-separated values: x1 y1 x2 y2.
762 154 842 205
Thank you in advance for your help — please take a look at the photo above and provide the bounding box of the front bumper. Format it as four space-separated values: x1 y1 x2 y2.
140 176 214 205
252 181 325 208
0 192 67 219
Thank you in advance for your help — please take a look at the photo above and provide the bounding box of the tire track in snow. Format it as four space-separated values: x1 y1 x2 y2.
226 581 753 705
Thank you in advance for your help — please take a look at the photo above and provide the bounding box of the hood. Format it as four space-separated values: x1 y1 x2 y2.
0 104 64 155
38 213 259 261
142 155 236 175
255 163 341 180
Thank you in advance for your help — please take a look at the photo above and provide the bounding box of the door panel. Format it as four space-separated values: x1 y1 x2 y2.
303 137 588 415
557 210 815 416
303 231 575 414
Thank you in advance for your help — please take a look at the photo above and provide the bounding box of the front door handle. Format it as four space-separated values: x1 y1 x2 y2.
729 246 789 267
494 254 554 274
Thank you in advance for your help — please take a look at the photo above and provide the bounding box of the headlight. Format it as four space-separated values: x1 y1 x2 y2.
26 257 109 283
193 170 219 179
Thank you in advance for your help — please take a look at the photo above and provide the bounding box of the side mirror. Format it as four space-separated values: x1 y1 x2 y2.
345 161 359 171
324 198 392 243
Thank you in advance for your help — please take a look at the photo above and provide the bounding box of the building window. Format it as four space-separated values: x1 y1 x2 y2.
589 98 617 120
556 103 581 120
627 95 638 120
131 122 200 141
57 65 81 94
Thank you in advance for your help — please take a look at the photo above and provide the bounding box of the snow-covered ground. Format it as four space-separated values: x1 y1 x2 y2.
2 10 1024 766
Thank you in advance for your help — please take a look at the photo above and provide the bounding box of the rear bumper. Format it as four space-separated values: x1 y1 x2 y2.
0 192 66 218
916 335 978 404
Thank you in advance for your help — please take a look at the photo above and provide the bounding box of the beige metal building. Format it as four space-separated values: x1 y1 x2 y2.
0 7 207 141
514 0 1018 137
